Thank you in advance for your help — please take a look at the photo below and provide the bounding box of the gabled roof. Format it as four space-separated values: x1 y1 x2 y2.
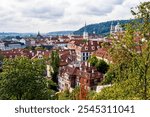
93 47 112 62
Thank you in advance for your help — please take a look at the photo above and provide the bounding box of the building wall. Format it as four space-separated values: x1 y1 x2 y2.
58 73 71 91
0 43 5 50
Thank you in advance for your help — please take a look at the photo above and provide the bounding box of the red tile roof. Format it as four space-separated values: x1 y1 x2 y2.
93 47 112 62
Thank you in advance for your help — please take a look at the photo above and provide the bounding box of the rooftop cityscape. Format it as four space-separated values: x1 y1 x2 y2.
0 0 149 100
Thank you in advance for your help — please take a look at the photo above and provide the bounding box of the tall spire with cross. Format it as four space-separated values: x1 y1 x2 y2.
83 21 88 39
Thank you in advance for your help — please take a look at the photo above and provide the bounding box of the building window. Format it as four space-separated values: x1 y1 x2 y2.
94 79 98 84
83 52 85 56
76 82 79 86
86 52 88 56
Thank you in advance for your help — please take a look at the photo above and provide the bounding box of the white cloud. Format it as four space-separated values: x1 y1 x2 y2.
0 0 149 33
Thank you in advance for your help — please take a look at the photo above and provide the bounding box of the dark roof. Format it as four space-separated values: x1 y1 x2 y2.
3 41 24 47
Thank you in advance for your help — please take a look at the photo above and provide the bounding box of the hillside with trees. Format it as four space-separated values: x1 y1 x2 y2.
73 20 132 36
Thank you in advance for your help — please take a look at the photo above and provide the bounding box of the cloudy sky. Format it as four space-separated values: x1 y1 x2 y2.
0 0 149 33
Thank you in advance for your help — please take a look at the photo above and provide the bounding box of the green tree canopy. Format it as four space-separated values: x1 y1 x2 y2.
50 50 60 85
96 60 109 74
88 55 98 66
92 1 150 100
0 57 55 100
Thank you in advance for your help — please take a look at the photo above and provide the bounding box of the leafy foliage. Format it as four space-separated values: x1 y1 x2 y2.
50 50 60 85
96 60 109 74
91 1 150 100
69 86 80 100
0 57 55 100
88 56 109 74
0 55 4 61
88 56 98 66
58 89 71 100
35 46 44 50
101 70 115 85
58 87 80 100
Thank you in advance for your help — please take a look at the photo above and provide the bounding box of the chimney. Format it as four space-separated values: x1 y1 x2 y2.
92 69 94 73
88 62 91 67
79 64 82 71
84 68 87 72
85 61 88 66
66 58 68 63
69 50 71 54
32 52 34 56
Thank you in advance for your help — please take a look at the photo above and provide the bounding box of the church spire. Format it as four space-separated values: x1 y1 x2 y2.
37 31 40 36
83 21 88 40
84 21 87 32
110 21 114 34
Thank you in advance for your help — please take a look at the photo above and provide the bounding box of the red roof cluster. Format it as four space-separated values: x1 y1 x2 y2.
1 49 51 59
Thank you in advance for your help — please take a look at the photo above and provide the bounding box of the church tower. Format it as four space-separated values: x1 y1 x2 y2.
115 22 123 32
83 22 88 39
110 21 123 34
37 31 43 39
110 22 115 34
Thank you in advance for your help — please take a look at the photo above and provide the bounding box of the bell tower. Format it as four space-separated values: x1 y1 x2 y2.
83 22 88 39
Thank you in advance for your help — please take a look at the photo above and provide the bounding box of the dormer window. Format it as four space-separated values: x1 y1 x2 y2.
92 46 95 50
85 47 88 50
38 55 43 59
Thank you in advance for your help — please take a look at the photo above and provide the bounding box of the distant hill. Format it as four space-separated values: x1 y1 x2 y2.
73 19 133 36
47 31 74 36
0 32 36 39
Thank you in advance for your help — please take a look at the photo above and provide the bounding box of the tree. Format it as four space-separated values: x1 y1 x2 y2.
86 90 97 100
96 60 109 74
101 70 115 85
35 46 44 50
101 42 111 48
92 2 150 100
50 50 60 85
0 57 55 100
88 56 109 74
88 55 98 66
0 55 4 61
69 86 80 100
0 50 4 61
92 79 142 100
130 1 150 99
57 89 70 100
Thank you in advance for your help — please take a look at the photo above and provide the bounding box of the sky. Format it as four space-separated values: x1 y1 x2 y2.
0 0 149 33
